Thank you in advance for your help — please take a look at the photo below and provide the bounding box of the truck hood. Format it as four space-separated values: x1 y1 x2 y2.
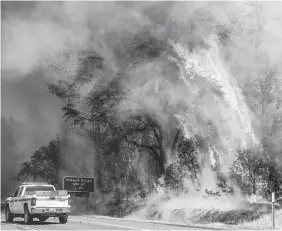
5 197 12 202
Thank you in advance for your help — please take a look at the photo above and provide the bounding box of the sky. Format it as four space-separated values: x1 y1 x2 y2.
2 2 66 159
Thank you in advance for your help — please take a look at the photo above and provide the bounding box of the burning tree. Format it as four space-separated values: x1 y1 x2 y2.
45 17 257 200
47 33 187 181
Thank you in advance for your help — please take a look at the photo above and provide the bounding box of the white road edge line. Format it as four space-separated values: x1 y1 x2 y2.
2 222 43 231
68 218 151 231
81 216 229 230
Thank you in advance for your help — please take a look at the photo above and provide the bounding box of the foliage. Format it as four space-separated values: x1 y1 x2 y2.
177 137 201 183
16 140 61 186
230 147 282 198
47 32 185 188
163 137 201 192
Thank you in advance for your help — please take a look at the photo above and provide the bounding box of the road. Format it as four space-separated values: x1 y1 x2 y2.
1 214 222 230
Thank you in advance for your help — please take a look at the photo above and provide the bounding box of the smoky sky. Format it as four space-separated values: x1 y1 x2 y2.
1 2 64 195
1 72 63 196
2 73 63 148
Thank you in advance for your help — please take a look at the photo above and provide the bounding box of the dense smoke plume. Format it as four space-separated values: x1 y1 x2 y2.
3 2 281 81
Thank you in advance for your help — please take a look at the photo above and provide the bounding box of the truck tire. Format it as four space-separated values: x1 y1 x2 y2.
5 205 13 222
24 205 33 224
39 216 48 222
59 215 68 224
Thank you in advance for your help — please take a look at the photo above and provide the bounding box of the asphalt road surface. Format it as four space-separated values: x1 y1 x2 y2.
1 214 222 230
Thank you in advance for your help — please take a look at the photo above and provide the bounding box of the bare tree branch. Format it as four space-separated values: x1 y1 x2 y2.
172 129 181 153
125 137 159 154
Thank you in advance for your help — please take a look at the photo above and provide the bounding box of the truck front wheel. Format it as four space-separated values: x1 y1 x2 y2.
5 205 13 222
59 215 68 224
24 205 33 224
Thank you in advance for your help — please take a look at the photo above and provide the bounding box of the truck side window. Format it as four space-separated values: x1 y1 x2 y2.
14 187 20 197
18 187 24 197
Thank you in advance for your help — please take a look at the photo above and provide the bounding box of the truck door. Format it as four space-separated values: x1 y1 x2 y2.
10 187 20 214
15 186 24 214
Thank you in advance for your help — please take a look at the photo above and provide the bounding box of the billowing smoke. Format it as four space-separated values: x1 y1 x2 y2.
3 2 282 79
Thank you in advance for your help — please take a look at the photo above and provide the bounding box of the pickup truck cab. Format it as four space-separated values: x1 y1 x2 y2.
5 182 71 224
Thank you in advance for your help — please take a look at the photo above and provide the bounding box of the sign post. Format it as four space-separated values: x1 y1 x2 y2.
63 176 94 214
272 192 275 230
86 195 89 215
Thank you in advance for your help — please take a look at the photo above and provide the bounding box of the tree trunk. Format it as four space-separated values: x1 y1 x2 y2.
252 176 256 194
154 124 166 176
171 129 181 154
158 147 166 176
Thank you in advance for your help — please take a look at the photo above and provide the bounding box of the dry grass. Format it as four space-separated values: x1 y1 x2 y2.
69 192 282 230
236 209 282 230
127 196 280 230
196 209 268 225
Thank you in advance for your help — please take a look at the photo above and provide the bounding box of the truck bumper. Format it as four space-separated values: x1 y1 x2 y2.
31 207 71 215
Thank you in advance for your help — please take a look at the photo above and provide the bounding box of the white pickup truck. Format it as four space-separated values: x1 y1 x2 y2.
4 182 71 224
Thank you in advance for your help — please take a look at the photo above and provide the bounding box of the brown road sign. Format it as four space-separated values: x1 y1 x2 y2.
63 176 94 192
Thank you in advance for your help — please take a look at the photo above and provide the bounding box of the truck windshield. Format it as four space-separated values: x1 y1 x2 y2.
25 186 55 192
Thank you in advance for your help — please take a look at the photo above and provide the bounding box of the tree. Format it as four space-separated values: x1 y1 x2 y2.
233 4 282 198
265 159 282 196
163 136 201 192
16 139 61 186
176 137 201 184
48 32 184 179
229 147 266 195
48 27 242 197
